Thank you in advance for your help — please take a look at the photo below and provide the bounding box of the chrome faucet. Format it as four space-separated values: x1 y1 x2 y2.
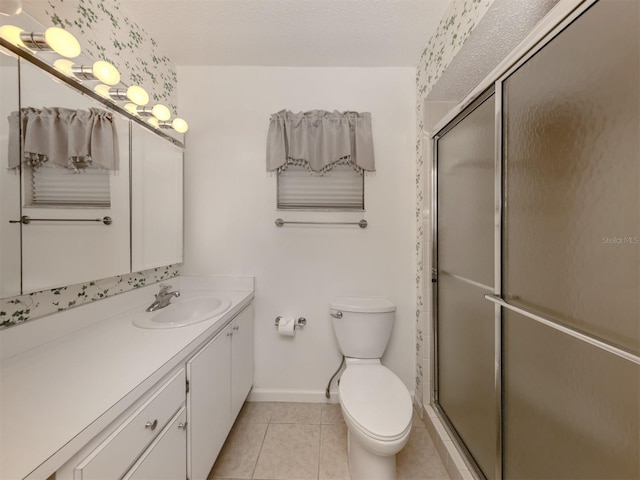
146 284 180 312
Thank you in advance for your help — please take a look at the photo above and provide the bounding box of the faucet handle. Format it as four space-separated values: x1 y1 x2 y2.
158 283 172 294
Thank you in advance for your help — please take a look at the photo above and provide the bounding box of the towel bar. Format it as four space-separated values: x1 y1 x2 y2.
275 218 367 228
9 215 112 225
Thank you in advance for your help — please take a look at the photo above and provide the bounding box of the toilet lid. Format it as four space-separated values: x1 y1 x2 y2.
339 365 412 441
330 296 396 313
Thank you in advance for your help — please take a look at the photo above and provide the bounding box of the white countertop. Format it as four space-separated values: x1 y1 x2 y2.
0 276 254 480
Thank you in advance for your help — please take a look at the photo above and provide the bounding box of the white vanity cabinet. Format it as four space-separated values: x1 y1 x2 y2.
54 299 254 480
187 303 254 480
230 303 254 419
187 323 232 480
123 407 187 480
73 368 186 479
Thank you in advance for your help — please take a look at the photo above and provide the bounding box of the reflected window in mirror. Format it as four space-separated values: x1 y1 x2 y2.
16 60 131 294
9 106 119 207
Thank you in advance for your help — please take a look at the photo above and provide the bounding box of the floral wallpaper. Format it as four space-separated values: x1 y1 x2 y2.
0 264 180 329
414 0 495 408
23 0 178 114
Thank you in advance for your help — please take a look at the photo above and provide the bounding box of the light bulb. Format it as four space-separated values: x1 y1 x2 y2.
147 117 159 128
92 60 120 85
0 25 26 49
53 58 75 77
44 27 80 58
126 85 149 106
151 104 171 121
172 118 189 133
94 84 113 100
124 103 139 115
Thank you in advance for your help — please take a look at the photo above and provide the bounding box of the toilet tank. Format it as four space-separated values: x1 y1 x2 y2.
330 296 396 359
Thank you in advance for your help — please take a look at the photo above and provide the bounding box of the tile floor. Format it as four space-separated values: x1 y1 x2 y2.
208 402 450 480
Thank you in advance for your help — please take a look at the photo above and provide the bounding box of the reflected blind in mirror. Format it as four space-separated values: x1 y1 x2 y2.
31 166 110 207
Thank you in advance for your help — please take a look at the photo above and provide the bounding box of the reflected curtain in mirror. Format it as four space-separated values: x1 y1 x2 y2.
8 107 119 172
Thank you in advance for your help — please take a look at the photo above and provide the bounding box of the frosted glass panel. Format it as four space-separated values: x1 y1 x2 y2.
504 310 640 479
436 92 496 478
438 94 495 287
503 0 640 352
438 274 496 477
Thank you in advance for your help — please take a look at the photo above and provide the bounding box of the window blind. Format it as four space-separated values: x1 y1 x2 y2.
31 166 110 207
277 164 364 210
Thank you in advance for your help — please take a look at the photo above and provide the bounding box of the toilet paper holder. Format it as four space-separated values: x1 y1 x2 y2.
275 316 307 329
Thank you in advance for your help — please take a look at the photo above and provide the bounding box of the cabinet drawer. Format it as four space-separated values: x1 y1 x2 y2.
122 406 187 480
74 368 185 480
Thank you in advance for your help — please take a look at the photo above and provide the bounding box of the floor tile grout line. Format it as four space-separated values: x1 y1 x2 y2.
317 424 323 480
249 422 270 480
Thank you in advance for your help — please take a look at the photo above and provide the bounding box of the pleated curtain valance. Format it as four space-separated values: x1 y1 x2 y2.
8 107 120 171
266 110 375 174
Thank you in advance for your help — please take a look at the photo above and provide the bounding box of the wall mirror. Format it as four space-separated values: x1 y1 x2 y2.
0 46 183 300
131 121 183 271
0 46 20 298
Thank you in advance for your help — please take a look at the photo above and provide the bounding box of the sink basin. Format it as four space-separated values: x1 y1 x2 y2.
133 296 231 329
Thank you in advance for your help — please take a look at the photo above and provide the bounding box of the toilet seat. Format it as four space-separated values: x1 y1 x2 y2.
339 364 412 442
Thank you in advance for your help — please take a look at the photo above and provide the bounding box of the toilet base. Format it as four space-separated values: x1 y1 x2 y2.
347 430 397 480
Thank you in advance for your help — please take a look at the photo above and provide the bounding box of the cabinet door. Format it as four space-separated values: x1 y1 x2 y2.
123 406 187 480
131 122 183 271
231 304 254 419
186 326 232 480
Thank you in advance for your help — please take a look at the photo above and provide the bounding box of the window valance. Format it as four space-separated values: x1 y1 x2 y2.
266 110 375 174
8 107 120 171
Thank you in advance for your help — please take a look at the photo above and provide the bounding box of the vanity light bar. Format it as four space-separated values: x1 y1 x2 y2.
71 61 121 85
136 106 154 116
136 104 171 121
94 85 150 106
20 27 81 58
151 104 171 121
0 23 187 134
158 118 189 133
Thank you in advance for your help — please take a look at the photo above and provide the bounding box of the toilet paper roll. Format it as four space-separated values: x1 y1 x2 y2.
277 317 296 337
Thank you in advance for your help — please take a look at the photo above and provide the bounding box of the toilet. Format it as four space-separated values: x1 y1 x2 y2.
330 296 412 480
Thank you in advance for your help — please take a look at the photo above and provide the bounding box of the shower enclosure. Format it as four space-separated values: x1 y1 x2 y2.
431 1 639 478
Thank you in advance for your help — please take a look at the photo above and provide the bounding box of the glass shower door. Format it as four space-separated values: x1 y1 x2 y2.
501 0 640 477
435 91 497 479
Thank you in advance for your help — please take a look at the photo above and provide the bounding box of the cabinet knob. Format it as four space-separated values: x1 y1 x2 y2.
227 331 233 337
233 325 239 331
145 419 158 430
178 422 188 430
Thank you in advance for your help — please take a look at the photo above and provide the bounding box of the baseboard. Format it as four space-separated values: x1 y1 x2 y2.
247 388 341 403
248 388 416 405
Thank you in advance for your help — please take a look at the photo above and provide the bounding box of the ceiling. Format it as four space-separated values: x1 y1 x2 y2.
119 0 452 67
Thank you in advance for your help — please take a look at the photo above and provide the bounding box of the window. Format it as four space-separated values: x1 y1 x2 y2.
267 110 374 211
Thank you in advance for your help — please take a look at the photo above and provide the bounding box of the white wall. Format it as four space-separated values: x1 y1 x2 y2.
178 67 416 401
